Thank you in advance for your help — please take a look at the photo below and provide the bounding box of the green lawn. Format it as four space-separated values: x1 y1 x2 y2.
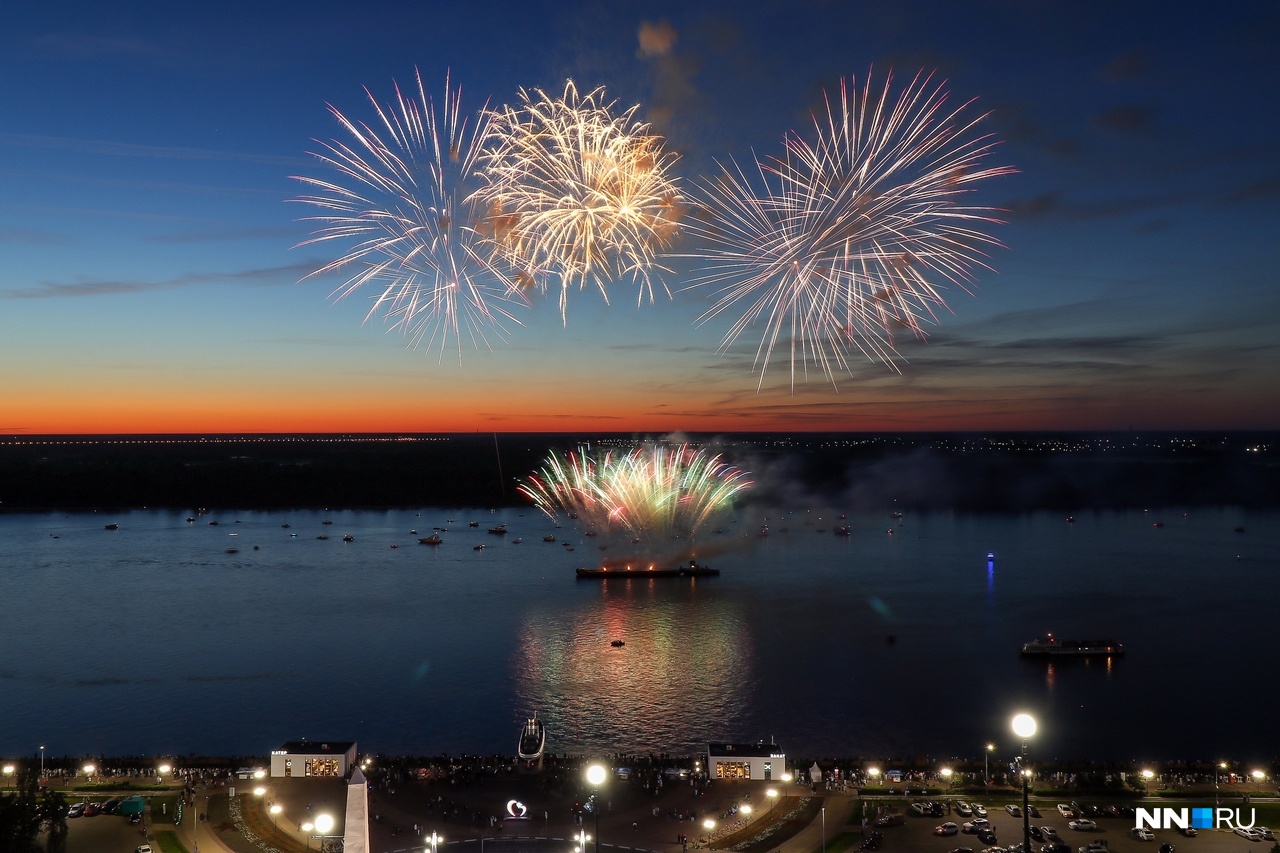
154 830 189 853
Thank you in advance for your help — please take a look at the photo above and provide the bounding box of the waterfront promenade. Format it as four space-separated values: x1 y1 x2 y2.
36 762 1279 853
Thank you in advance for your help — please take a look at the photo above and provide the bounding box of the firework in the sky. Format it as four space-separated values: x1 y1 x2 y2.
519 443 751 543
685 70 1014 390
472 80 685 323
292 70 528 360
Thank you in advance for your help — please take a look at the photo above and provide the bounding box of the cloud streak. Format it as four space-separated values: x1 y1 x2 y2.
1 262 313 300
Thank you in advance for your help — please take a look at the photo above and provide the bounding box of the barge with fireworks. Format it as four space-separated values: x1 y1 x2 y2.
575 560 719 579
1020 633 1124 657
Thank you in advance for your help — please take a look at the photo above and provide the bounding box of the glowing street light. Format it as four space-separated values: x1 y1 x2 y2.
574 829 590 853
740 805 752 817
586 764 606 853
940 767 953 789
2 765 13 788
269 803 283 825
1011 713 1037 853
253 786 266 797
1252 770 1265 782
83 763 95 781
781 772 793 785
315 813 335 835
1217 761 1228 808
39 746 45 781
985 743 995 786
703 818 715 844
301 821 315 851
254 769 266 780
428 829 444 853
159 764 171 776
766 788 778 814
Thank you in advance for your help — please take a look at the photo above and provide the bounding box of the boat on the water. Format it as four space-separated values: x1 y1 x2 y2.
488 523 507 535
1020 633 1124 657
576 560 719 579
419 534 443 545
517 712 545 772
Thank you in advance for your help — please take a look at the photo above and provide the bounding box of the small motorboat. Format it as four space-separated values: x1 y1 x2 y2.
473 544 485 551
610 640 625 647
342 534 355 542
419 534 443 545
104 523 119 530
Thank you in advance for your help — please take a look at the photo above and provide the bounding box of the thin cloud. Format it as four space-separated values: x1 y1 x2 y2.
1 262 312 300
0 131 308 167
147 225 300 244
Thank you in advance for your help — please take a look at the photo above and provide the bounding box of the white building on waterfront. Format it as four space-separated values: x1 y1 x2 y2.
706 741 786 780
269 740 357 778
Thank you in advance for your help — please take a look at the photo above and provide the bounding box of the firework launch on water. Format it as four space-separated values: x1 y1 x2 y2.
684 70 1014 390
519 443 752 547
471 80 685 323
292 71 529 361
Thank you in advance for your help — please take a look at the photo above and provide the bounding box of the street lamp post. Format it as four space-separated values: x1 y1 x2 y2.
766 788 778 814
985 743 994 786
586 764 606 853
821 806 826 853
301 821 314 851
574 829 590 853
1216 762 1226 808
314 813 335 853
2 765 13 788
429 829 444 853
39 746 45 781
703 818 715 846
1012 714 1037 853
270 803 283 826
940 768 953 791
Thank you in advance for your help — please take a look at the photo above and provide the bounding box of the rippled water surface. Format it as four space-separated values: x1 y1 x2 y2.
1 506 1275 761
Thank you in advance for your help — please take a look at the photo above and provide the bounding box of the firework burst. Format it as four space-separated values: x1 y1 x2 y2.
472 80 685 323
292 70 528 360
686 70 1014 389
519 443 751 543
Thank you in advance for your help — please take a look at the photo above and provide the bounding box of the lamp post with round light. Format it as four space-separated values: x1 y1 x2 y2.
940 768 953 791
985 743 994 786
2 765 13 789
270 803 283 827
1011 714 1036 853
766 788 778 814
1216 762 1227 808
302 821 314 851
574 829 590 853
315 813 335 852
703 818 715 846
586 764 606 853
39 746 45 782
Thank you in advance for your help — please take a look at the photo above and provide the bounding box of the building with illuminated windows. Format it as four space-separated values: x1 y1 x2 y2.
706 742 786 780
269 740 357 778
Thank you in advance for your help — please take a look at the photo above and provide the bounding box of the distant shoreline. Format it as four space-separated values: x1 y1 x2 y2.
2 430 1278 512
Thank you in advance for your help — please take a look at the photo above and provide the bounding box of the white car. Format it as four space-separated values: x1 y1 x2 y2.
956 802 974 817
1006 805 1023 817
1130 828 1155 841
936 823 960 837
973 804 989 818
1234 828 1264 842
1179 827 1197 838
1040 826 1060 840
1057 805 1074 818
1256 828 1275 841
1068 820 1096 832
136 847 153 853
1078 845 1108 853
964 820 992 833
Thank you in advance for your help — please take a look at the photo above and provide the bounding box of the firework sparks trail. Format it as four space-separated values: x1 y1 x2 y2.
519 443 752 543
291 70 528 361
684 70 1014 390
472 80 685 323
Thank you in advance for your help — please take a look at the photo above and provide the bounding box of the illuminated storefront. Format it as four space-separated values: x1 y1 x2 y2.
706 742 786 781
269 740 357 779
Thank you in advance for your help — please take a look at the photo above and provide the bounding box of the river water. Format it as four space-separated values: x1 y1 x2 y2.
0 505 1273 763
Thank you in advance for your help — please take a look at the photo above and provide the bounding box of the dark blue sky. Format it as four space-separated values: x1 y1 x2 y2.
2 0 1278 432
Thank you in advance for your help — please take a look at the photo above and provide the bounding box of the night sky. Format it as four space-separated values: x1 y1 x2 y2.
2 0 1278 433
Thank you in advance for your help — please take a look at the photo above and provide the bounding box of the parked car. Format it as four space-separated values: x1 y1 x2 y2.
977 830 1000 845
956 802 974 817
1006 805 1023 817
1179 827 1197 838
67 803 84 818
1077 844 1108 853
1040 827 1060 840
1131 827 1155 841
1040 843 1070 853
1233 828 1264 842
963 820 992 833
1029 826 1045 841
1256 828 1275 841
82 803 100 817
1158 844 1175 853
136 846 153 853
101 798 121 815
912 802 933 816
1028 806 1042 819
973 804 989 818
1057 805 1075 818
1067 820 1097 832
128 813 143 825
936 823 960 837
